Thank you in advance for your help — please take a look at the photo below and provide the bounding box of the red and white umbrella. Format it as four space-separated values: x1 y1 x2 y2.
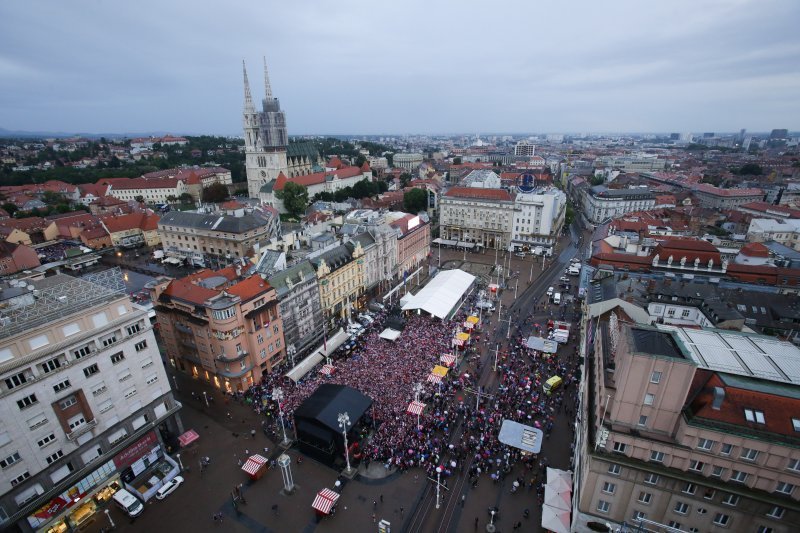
312 488 340 515
319 364 335 375
426 373 442 384
407 400 426 415
440 354 456 367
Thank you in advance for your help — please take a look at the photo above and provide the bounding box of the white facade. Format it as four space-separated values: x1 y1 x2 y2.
511 189 566 254
0 274 180 531
108 180 188 203
393 153 424 170
582 187 656 224
439 191 514 249
747 218 800 251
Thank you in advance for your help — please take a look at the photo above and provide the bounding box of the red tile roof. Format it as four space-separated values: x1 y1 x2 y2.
101 212 160 233
739 242 770 258
739 201 800 219
691 183 764 197
0 217 47 232
443 187 512 201
273 166 365 191
162 279 218 306
226 275 272 301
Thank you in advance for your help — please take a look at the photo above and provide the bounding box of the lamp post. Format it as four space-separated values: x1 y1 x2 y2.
202 391 209 407
413 382 423 429
273 388 290 446
172 375 179 391
487 507 497 532
435 466 443 509
104 509 115 529
278 453 295 493
494 343 500 371
338 412 353 474
176 453 183 471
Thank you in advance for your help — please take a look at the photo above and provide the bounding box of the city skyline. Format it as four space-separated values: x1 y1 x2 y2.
1 0 799 135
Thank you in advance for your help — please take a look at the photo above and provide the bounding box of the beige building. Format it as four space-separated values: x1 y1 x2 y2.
439 187 514 249
149 267 285 391
0 272 181 532
573 311 800 533
310 241 365 329
157 207 280 266
100 212 161 248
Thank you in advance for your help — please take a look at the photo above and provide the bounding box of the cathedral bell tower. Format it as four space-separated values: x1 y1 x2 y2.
243 58 289 200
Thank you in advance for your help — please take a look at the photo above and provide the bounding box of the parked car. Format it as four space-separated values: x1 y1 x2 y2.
559 276 570 283
155 476 184 500
546 286 554 297
515 251 526 257
476 300 495 311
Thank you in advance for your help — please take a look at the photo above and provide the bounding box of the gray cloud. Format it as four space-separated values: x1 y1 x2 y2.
0 0 798 135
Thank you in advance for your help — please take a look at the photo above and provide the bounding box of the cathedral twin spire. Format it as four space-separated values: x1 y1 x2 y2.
242 57 274 113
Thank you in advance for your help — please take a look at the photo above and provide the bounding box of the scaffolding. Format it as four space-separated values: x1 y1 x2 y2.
1 268 126 340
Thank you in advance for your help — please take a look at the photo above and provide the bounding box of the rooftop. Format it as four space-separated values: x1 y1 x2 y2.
629 327 685 359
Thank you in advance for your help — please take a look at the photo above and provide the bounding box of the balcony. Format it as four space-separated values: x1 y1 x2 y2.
66 418 98 441
216 350 249 363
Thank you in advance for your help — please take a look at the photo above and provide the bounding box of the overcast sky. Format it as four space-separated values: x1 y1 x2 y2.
1 0 798 136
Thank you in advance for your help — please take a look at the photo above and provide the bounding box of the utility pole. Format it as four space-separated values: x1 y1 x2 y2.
493 343 500 371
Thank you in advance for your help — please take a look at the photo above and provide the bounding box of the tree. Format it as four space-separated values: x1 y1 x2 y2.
355 154 367 168
275 182 309 217
738 163 763 175
41 191 66 205
134 195 145 203
403 188 428 214
1 202 18 217
399 172 412 187
452 157 462 165
202 182 229 203
179 192 193 204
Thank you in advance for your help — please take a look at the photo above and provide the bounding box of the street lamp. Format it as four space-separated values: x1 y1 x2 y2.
176 453 183 471
202 391 209 407
104 509 115 529
273 388 290 446
337 412 353 474
172 375 179 391
435 466 443 509
412 382 423 428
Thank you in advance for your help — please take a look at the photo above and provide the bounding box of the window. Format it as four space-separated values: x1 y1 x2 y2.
792 418 800 432
608 464 621 475
740 448 759 461
744 408 765 424
613 441 627 454
40 357 62 374
4 371 29 390
720 443 733 455
667 522 682 530
58 396 77 410
83 364 99 377
711 465 725 478
703 489 715 500
68 415 86 430
134 340 147 352
126 323 141 335
730 470 748 483
101 334 117 347
650 451 664 463
145 374 158 385
17 393 38 410
688 460 705 473
650 371 662 384
52 379 71 393
757 527 773 533
45 450 63 465
73 345 92 359
10 472 30 486
787 458 800 472
674 502 689 515
257 334 264 344
110 352 125 364
37 433 56 448
644 473 659 485
632 510 647 522
212 307 235 320
682 483 697 495
260 349 266 360
638 415 648 427
775 482 794 495
596 500 610 513
767 506 785 519
124 387 137 399
712 513 730 526
721 493 739 507
643 393 655 406
697 438 714 451
637 491 652 504
602 482 616 494
681 309 691 318
0 452 21 469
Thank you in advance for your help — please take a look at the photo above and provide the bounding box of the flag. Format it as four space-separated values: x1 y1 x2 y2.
323 329 327 355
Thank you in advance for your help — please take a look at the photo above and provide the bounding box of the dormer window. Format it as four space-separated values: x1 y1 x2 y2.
744 409 765 424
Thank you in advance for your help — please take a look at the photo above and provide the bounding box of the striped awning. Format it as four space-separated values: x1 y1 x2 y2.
440 354 456 367
319 364 335 375
178 429 199 447
407 400 426 415
427 373 442 384
312 488 340 514
463 321 475 330
241 454 268 476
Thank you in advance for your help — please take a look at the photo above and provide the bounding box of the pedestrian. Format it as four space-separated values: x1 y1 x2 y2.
372 513 377 523
474 516 479 530
380 494 384 503
251 428 256 439
400 507 404 517
373 500 377 510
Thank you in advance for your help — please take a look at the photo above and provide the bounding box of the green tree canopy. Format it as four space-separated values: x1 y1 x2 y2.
737 163 763 175
276 182 309 217
403 188 428 214
202 182 230 203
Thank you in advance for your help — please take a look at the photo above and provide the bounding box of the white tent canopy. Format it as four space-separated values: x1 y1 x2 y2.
285 329 349 383
541 505 570 533
401 269 476 319
379 328 402 341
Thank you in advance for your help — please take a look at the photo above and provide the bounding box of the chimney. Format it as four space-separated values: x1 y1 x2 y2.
711 387 725 410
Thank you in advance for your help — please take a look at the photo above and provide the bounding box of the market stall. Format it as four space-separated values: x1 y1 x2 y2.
241 454 268 481
440 354 456 367
312 488 340 517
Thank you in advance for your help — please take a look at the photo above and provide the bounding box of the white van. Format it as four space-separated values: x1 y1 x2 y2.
553 293 562 305
113 489 144 517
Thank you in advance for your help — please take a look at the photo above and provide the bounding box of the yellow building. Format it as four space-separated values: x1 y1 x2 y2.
310 240 365 328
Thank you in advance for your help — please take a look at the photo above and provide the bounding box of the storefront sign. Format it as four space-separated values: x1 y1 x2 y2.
28 460 116 527
113 431 158 469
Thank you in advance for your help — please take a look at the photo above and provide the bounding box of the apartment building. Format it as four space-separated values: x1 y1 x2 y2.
265 261 324 364
158 207 280 266
511 188 566 255
388 214 431 277
393 153 424 170
0 272 181 532
439 187 514 250
150 268 285 391
310 241 365 329
514 141 536 157
747 219 800 252
574 313 800 533
582 186 657 225
691 184 764 210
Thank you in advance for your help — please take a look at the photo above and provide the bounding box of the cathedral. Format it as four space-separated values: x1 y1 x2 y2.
242 58 320 199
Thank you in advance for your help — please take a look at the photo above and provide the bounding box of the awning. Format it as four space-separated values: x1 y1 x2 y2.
312 488 340 515
525 336 559 354
379 328 402 341
463 321 475 330
433 238 457 246
178 429 199 447
431 365 449 377
319 364 335 376
426 373 442 384
407 400 426 415
401 269 476 319
546 467 574 492
453 332 470 347
241 454 268 476
544 487 571 511
541 505 570 533
440 354 456 367
285 329 349 383
466 315 480 324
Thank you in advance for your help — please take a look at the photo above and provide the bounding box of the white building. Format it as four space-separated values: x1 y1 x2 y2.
462 169 501 189
747 218 800 251
393 153 424 170
514 141 536 157
510 188 567 255
0 272 182 532
582 186 656 224
439 187 514 249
